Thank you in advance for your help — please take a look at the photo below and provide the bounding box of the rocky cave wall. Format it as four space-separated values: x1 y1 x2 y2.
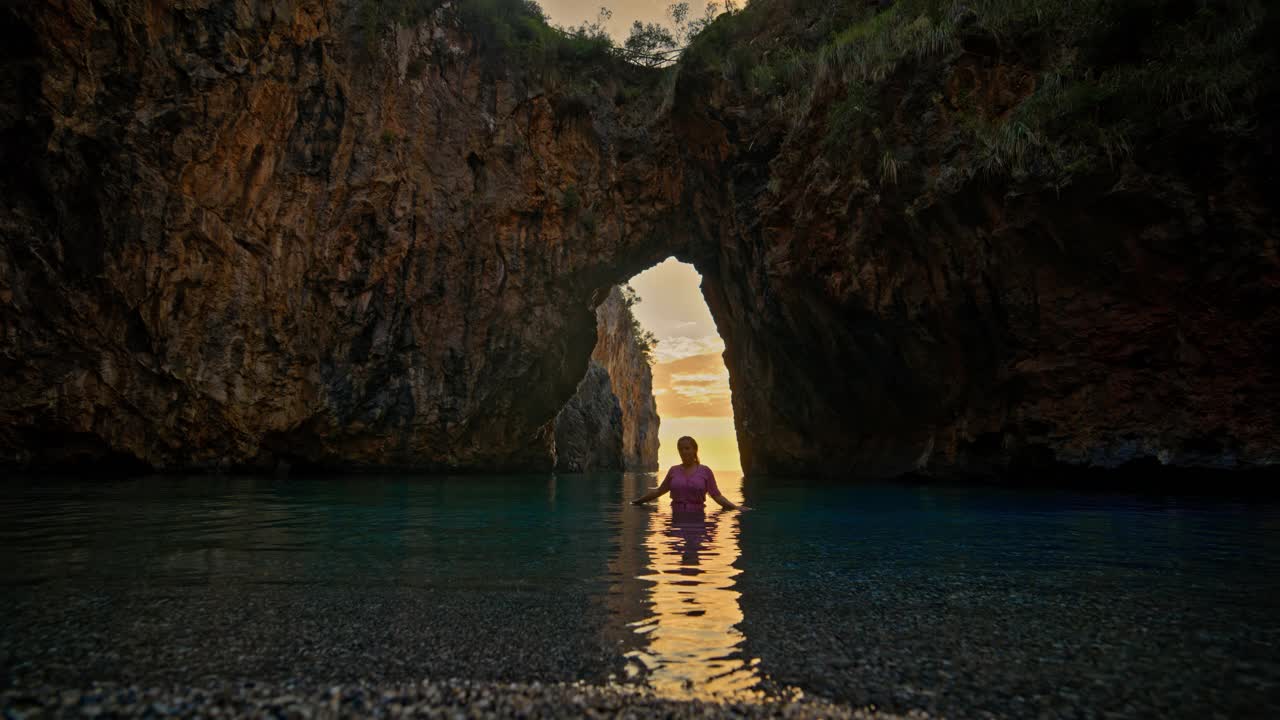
0 0 684 473
674 0 1280 478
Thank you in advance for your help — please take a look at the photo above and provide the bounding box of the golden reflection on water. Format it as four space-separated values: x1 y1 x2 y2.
612 470 764 700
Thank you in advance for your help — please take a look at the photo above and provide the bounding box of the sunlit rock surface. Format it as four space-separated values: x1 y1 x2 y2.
593 286 660 470
554 286 659 472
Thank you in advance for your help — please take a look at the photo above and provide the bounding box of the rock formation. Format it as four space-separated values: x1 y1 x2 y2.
675 0 1280 478
596 286 660 470
552 359 623 472
1 0 1276 479
0 0 681 473
553 285 659 472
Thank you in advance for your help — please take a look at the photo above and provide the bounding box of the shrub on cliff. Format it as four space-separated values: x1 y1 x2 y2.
349 0 616 83
620 284 659 364
629 315 659 366
458 0 614 68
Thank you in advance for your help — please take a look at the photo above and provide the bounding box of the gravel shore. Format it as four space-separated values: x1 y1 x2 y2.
1 678 919 719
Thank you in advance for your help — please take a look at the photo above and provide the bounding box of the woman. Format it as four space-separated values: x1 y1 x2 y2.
630 436 743 511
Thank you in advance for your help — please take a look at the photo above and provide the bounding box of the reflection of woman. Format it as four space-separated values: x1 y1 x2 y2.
669 512 716 566
630 436 742 511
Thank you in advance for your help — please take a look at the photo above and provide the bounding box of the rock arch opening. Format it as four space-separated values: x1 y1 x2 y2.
551 256 741 474
626 257 740 473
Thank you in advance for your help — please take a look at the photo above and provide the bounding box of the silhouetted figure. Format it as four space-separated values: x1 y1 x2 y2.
630 436 743 511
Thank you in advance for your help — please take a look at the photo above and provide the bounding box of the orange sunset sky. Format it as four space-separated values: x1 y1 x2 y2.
540 1 689 38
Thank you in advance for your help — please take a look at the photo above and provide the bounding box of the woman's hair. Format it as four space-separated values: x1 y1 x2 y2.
677 435 699 463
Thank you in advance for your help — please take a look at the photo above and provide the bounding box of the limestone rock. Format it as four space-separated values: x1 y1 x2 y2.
589 286 660 471
552 360 623 473
553 286 659 472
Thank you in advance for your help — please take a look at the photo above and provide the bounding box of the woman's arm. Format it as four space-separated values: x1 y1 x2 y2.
631 474 671 504
710 491 738 510
704 469 742 510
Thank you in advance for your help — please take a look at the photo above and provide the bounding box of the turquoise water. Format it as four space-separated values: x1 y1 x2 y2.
2 471 1278 717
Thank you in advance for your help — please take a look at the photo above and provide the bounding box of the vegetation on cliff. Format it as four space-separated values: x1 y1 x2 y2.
348 0 752 105
620 283 660 365
673 0 1274 195
349 0 631 101
355 0 1272 198
352 0 736 66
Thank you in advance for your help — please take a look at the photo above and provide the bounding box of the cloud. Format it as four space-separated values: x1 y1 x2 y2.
652 334 725 363
670 371 729 385
652 351 734 418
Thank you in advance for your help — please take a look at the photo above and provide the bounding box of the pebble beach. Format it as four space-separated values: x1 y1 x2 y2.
2 678 913 719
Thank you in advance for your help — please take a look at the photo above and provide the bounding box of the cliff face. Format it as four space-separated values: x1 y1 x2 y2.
553 285 659 472
2 0 1277 479
594 286 660 469
0 0 681 472
674 0 1280 478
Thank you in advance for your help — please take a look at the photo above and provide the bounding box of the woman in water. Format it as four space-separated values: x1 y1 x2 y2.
630 435 742 511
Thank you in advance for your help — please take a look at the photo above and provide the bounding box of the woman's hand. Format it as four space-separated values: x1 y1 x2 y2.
631 476 671 506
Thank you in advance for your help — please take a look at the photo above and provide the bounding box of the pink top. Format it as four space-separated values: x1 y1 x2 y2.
663 463 721 512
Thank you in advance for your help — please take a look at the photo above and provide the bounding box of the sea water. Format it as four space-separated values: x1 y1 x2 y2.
2 471 1277 717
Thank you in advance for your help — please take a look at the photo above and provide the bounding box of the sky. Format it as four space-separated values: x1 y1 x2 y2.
540 0 682 39
626 258 740 472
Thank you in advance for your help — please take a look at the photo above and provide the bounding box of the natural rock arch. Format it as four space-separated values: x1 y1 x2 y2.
2 1 1276 478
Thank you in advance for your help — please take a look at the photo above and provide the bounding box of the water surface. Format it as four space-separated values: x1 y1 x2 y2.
2 471 1278 717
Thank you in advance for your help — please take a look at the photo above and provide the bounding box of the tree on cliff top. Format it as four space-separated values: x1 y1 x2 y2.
620 284 660 364
622 2 742 67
